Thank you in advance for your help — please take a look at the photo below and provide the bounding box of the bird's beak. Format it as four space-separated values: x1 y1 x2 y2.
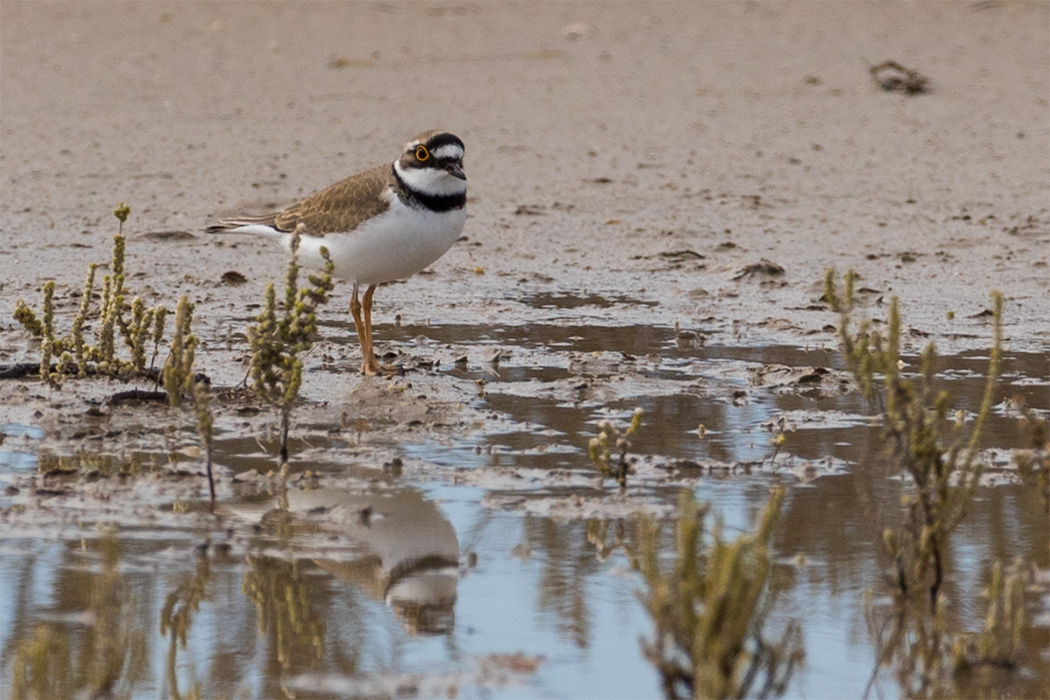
445 162 466 180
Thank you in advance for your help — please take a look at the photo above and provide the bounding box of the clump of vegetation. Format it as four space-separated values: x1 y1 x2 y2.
636 486 803 699
11 205 219 510
193 378 216 511
246 228 335 464
866 556 1032 699
952 558 1027 674
588 407 643 489
154 295 218 510
1015 405 1049 510
825 270 1002 606
161 295 198 405
13 204 168 384
764 414 794 465
824 271 1034 695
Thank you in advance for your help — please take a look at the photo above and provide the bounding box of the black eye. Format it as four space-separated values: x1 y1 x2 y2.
415 145 430 161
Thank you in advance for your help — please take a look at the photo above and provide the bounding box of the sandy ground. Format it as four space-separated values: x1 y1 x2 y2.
1 0 1048 390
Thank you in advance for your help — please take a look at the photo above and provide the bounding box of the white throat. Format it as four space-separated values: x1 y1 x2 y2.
394 160 467 197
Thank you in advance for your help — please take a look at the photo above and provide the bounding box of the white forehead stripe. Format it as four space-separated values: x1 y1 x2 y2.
432 144 464 160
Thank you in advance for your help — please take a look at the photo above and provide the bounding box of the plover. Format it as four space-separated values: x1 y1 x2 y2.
206 130 467 375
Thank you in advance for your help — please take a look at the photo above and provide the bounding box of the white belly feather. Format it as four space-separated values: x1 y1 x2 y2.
231 194 466 286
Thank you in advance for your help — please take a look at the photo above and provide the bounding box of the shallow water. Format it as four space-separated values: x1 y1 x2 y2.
1 323 1047 699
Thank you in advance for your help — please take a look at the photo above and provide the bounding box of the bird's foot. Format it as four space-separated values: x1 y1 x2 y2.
359 360 403 377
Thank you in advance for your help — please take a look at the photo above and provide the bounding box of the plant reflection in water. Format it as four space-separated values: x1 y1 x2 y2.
10 534 149 699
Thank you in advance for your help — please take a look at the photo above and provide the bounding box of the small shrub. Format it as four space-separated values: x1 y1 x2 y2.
13 206 169 382
246 228 335 464
162 296 198 406
158 295 217 510
953 558 1027 672
825 270 1002 606
824 271 1035 696
589 407 643 489
1015 405 1049 510
636 486 803 699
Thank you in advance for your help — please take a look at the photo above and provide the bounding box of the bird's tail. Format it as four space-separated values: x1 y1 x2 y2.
204 213 279 234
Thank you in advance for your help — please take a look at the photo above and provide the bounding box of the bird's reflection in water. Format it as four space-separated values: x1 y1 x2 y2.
285 484 459 635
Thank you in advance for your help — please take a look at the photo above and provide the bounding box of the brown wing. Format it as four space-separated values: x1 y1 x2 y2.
273 163 393 236
205 163 394 236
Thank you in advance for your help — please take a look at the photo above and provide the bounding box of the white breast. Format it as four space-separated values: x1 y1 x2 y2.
294 193 466 286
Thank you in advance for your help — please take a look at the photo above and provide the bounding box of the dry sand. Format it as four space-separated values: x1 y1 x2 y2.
2 1 1048 389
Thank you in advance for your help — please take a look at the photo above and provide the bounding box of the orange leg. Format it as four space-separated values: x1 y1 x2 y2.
361 284 380 375
349 283 378 375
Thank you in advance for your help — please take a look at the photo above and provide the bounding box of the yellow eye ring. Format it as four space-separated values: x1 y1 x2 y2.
415 145 430 161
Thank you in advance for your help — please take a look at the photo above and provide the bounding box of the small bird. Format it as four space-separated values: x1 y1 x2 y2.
206 130 467 375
